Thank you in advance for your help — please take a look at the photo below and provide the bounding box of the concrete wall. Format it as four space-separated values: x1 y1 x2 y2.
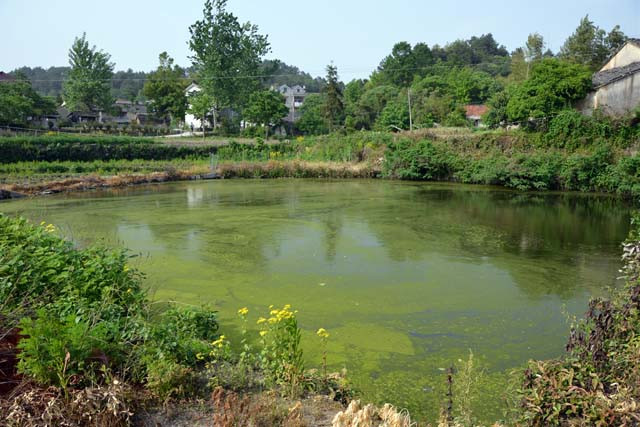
578 72 640 116
600 43 640 71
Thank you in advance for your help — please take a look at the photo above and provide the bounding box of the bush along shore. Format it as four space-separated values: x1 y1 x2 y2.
0 110 639 199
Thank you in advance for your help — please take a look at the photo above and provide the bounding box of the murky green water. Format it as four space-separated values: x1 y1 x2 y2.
0 180 631 421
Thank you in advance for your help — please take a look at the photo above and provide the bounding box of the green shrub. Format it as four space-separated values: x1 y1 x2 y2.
383 138 457 180
0 214 219 399
17 310 110 389
144 306 219 366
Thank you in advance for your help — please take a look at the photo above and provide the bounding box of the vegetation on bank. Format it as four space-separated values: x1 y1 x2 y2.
0 215 350 426
2 108 639 199
384 110 640 197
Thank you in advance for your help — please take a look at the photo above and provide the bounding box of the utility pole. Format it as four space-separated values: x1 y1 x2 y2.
408 89 413 132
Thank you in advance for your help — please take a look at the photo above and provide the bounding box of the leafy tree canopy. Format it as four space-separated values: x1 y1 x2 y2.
189 0 270 110
142 52 188 123
560 15 627 70
297 93 329 135
505 58 592 123
62 33 114 112
244 89 289 137
0 76 56 126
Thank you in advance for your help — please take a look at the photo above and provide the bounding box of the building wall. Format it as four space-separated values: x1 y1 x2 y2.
600 43 640 71
578 73 640 116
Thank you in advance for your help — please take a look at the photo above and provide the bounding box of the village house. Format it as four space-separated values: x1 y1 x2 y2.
277 84 306 123
464 104 488 127
578 39 640 116
110 99 150 125
0 72 15 82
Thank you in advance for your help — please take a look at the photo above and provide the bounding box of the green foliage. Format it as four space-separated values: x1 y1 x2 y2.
382 129 640 196
545 109 639 148
0 215 219 401
297 93 329 135
376 41 434 86
142 52 188 123
189 0 270 110
324 64 344 131
144 306 219 367
187 91 215 131
0 216 144 321
17 310 110 389
63 33 114 111
505 59 592 123
0 78 56 126
0 136 211 163
259 59 326 92
243 90 289 137
375 100 409 131
383 138 457 181
559 15 627 70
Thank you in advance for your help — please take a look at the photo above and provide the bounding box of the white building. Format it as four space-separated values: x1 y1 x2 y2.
184 83 213 130
578 39 640 116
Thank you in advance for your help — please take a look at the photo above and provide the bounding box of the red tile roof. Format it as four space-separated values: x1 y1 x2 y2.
0 72 15 82
464 104 488 117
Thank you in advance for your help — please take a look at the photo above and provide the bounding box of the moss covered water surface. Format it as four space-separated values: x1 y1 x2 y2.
0 180 631 422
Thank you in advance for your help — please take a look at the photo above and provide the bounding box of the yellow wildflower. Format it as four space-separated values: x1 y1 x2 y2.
259 330 268 337
316 328 329 339
257 317 267 324
45 224 56 233
237 307 249 316
123 265 130 272
196 352 204 360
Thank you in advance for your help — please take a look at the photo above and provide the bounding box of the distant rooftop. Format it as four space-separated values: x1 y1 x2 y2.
0 72 15 81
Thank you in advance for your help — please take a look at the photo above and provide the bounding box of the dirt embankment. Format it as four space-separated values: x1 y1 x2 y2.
0 161 381 198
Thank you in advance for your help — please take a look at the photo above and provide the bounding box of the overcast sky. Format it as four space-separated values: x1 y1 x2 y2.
1 0 638 80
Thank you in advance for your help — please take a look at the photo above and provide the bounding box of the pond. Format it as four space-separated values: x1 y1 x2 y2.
0 179 632 421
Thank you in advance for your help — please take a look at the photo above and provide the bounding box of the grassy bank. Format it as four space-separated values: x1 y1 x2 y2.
1 118 639 198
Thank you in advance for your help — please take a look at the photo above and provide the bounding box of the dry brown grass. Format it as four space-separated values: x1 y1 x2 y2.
217 160 379 179
0 380 135 427
0 161 380 197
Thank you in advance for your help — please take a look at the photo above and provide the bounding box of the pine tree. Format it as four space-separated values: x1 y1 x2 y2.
323 63 344 131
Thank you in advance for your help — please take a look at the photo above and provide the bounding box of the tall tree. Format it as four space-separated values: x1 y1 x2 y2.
323 64 344 131
525 33 545 63
560 15 626 69
62 33 114 111
142 52 188 124
189 0 270 112
606 25 628 53
243 90 288 138
509 48 528 83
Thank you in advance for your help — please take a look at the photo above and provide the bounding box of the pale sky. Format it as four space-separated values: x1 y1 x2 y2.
1 0 638 80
